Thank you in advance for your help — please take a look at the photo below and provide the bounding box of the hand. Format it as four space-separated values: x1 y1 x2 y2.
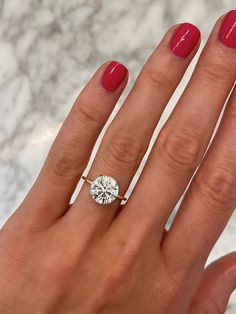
1 11 236 314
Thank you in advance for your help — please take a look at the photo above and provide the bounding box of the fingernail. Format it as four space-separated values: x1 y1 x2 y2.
170 23 200 58
102 61 128 92
219 10 236 48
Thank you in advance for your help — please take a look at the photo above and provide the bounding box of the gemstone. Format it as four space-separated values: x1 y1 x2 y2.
90 175 119 204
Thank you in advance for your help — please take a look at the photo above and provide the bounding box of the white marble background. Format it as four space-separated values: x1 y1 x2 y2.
0 0 236 312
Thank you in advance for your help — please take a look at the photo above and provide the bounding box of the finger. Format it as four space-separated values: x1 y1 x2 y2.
65 23 201 234
15 61 128 227
163 83 236 274
110 11 236 242
189 252 236 314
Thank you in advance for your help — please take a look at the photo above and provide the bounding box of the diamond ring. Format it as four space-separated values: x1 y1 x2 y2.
82 175 127 205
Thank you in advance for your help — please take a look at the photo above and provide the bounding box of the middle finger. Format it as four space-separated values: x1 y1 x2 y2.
111 12 236 241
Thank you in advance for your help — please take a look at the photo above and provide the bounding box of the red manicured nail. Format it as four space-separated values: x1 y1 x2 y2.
219 10 236 48
102 61 128 92
170 23 200 58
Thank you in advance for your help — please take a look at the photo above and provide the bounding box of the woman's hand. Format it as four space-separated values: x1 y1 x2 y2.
1 11 236 314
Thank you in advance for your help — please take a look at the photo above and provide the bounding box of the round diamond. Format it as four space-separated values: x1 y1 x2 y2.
90 175 119 204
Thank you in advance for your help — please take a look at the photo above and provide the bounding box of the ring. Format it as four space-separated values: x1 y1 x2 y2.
82 175 127 204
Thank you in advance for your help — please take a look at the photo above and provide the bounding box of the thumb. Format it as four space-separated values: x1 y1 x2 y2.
189 252 236 314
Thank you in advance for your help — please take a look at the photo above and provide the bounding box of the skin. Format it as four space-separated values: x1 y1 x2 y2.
1 14 236 314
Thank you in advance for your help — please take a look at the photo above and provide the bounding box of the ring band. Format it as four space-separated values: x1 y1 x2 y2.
82 175 127 204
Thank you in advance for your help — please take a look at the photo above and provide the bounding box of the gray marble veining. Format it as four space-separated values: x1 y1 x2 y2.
0 0 236 311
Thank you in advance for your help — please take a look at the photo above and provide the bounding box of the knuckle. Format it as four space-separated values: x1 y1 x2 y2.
144 66 174 91
105 268 126 292
158 128 202 173
39 251 79 286
48 146 85 183
100 239 138 303
74 98 106 126
195 165 236 209
103 130 146 171
199 55 235 89
101 266 130 301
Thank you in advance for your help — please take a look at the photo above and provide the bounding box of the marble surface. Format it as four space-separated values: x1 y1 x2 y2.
0 0 236 312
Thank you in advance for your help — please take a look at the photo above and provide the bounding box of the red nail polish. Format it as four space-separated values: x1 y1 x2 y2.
102 61 128 92
219 10 236 48
170 23 200 58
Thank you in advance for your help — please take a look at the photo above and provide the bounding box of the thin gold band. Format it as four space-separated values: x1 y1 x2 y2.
82 176 127 201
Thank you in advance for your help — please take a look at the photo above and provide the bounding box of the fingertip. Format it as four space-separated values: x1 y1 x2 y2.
160 22 201 60
169 22 201 58
101 60 129 92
